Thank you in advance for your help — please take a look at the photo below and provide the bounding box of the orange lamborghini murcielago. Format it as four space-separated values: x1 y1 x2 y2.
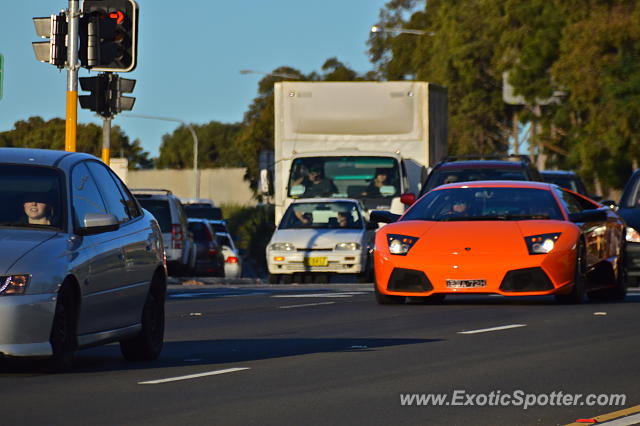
371 181 627 304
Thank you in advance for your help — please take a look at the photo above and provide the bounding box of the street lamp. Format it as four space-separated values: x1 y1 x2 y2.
370 25 435 36
239 69 299 79
121 113 200 198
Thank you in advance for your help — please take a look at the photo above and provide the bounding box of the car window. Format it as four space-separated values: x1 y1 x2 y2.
109 171 142 218
85 161 131 223
209 222 228 233
0 165 65 230
403 187 564 221
137 199 172 233
71 162 108 228
217 234 232 247
188 222 211 242
424 167 528 193
555 189 597 212
184 205 223 220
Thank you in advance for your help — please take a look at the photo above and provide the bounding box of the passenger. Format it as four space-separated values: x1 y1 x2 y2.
337 211 351 228
301 166 337 198
23 193 55 225
362 169 393 197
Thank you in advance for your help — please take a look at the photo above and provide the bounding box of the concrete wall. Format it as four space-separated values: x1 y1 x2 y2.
126 168 256 206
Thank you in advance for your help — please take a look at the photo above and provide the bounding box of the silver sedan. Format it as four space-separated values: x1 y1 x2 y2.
0 148 166 371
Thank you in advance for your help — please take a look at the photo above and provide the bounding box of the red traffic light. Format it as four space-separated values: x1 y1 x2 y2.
109 11 124 24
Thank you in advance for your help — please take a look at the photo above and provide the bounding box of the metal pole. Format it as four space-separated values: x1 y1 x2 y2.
65 0 79 152
102 116 111 165
120 113 199 198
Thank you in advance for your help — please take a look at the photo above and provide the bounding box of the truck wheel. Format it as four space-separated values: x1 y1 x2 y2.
268 274 279 284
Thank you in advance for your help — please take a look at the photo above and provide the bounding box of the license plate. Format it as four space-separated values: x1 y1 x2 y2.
304 257 328 267
446 279 486 288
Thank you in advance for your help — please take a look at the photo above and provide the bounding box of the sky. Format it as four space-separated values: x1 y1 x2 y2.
0 0 390 158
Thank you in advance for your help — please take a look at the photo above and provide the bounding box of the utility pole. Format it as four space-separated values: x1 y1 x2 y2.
65 0 80 152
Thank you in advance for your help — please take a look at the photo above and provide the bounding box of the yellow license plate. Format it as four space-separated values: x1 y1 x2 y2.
304 257 328 267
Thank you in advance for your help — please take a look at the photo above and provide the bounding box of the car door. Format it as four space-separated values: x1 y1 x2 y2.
71 161 127 335
85 161 150 328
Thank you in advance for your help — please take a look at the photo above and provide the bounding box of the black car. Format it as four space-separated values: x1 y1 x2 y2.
187 219 225 277
419 155 543 197
541 170 599 200
616 169 640 284
183 204 223 221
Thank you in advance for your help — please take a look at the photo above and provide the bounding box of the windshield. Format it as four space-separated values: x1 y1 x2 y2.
184 206 223 220
425 167 528 192
0 165 65 230
403 187 564 222
280 201 364 230
288 156 400 200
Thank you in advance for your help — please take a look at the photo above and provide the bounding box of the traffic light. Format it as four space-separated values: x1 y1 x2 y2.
79 73 136 117
79 74 109 116
32 12 67 68
80 0 139 72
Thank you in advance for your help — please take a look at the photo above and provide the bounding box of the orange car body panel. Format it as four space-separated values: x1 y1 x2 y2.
374 181 624 298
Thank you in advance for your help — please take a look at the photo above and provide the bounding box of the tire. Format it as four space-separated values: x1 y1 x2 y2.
120 288 165 361
374 283 405 305
268 274 279 284
281 274 292 284
556 241 587 304
47 285 76 373
605 244 628 301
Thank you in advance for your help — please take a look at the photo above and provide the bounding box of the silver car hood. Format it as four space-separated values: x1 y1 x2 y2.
270 228 364 249
0 229 58 274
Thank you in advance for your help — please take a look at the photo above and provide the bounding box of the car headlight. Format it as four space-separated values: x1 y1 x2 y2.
524 233 561 255
0 275 30 295
626 227 640 243
387 234 419 256
335 242 361 251
270 242 296 251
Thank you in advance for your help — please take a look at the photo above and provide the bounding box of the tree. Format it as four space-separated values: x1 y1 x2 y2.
0 116 153 169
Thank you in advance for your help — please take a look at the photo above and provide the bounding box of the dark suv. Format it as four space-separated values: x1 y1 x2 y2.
419 155 544 197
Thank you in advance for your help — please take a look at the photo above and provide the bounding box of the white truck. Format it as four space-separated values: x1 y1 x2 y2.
270 81 448 225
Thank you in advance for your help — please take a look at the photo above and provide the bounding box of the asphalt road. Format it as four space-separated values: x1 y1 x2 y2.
1 281 639 426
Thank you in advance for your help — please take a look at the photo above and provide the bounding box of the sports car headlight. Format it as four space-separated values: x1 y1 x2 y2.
524 233 561 255
270 242 296 251
626 227 640 243
335 242 360 251
387 234 419 256
0 275 30 295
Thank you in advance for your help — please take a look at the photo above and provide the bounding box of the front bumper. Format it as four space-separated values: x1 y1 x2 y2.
267 250 366 274
0 293 57 357
375 248 575 297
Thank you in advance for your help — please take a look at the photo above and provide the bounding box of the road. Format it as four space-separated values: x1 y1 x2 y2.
1 280 639 426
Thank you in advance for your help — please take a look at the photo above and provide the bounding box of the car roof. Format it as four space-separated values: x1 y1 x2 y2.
290 197 361 205
434 180 555 191
437 160 527 170
0 147 96 167
541 170 577 176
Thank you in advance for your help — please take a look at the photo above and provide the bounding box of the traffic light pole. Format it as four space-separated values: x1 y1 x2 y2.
65 0 80 152
102 116 111 165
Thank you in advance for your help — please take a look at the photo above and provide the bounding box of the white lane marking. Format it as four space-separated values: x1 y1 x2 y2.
597 413 640 425
271 292 367 298
138 367 250 385
278 302 336 309
458 324 527 335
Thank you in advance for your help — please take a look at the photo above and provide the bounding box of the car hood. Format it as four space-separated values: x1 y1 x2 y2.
270 228 364 250
0 229 59 274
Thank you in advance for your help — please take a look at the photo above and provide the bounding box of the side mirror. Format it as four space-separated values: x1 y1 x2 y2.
400 193 416 206
600 200 617 209
370 210 401 224
79 213 119 235
569 209 607 223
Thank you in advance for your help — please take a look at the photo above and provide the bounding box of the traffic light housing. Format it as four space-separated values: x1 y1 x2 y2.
80 0 139 72
32 12 67 68
79 73 136 117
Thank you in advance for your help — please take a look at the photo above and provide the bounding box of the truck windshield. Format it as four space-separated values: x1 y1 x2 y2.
288 156 401 200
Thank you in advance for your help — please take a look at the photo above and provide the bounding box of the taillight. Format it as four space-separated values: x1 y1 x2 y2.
171 224 183 249
208 247 218 256
226 256 239 264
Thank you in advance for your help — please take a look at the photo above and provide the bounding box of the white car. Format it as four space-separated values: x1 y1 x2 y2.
267 198 375 283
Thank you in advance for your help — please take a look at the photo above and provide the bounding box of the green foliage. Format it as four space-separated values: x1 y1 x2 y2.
367 0 640 191
155 121 243 169
0 116 153 168
220 203 275 273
